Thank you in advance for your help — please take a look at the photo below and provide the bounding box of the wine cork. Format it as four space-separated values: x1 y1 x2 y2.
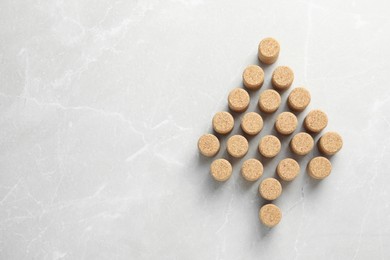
277 158 300 181
259 178 282 200
304 110 328 133
275 112 298 135
288 87 311 112
212 111 234 134
259 204 282 227
308 156 332 180
318 132 343 155
242 65 264 90
258 135 281 158
210 159 232 181
258 38 280 64
290 132 314 155
198 134 220 157
241 159 263 181
241 112 263 135
228 88 250 112
227 135 249 158
258 89 281 113
272 66 294 91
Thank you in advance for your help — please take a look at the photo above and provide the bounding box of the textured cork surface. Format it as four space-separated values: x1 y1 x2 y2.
277 158 300 181
275 112 298 135
259 178 282 200
228 88 250 112
243 65 264 90
304 109 328 133
210 159 233 181
198 134 220 157
290 132 314 155
241 112 263 135
272 66 294 90
308 156 332 180
241 159 263 181
259 204 282 227
259 135 281 158
212 111 234 134
288 87 311 111
258 38 280 64
258 89 281 113
318 132 343 155
227 135 249 158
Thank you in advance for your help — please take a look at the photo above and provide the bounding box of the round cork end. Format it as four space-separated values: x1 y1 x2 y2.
198 134 220 157
259 204 282 227
304 110 328 133
318 132 343 155
272 66 294 91
210 159 232 181
258 89 281 113
259 135 281 158
228 88 250 112
259 178 282 200
243 65 264 90
212 111 234 134
308 156 332 180
258 38 280 65
277 158 300 181
241 158 263 181
290 132 314 156
227 135 249 158
275 112 298 135
241 112 263 135
288 87 311 112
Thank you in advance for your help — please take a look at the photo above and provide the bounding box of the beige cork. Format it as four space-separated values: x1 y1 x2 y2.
241 159 263 181
259 178 282 200
258 38 280 65
210 159 232 181
290 132 314 155
198 134 220 157
277 158 300 181
243 65 264 90
318 132 343 155
212 111 234 134
288 87 311 112
275 112 298 135
308 156 332 180
259 135 281 158
227 135 249 158
258 89 281 113
241 112 263 135
259 204 282 227
304 110 328 133
272 66 294 91
228 88 250 112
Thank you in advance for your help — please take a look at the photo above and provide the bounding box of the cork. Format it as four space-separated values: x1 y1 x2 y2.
241 158 263 181
243 65 264 90
210 159 232 181
275 112 298 135
308 156 332 180
198 134 220 157
259 178 282 200
318 132 343 155
258 38 280 64
212 111 234 134
228 88 250 112
259 204 282 227
304 110 328 133
258 89 281 113
272 66 294 91
227 135 249 158
277 158 300 181
290 132 314 155
259 135 281 158
241 112 263 135
288 87 311 112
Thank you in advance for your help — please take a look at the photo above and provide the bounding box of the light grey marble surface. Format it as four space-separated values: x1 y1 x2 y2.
1 0 390 259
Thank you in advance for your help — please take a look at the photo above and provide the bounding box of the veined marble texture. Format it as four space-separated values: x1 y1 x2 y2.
0 0 389 259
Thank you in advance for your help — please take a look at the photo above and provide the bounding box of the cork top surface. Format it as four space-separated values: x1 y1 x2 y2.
228 88 250 112
272 66 294 90
305 109 328 133
212 111 234 134
277 158 300 181
258 38 280 64
210 159 232 181
227 135 249 158
290 132 314 155
259 178 282 200
275 112 298 135
259 89 281 113
243 65 264 90
319 132 343 155
259 135 281 158
198 134 220 157
241 159 263 181
288 87 311 111
308 156 332 180
241 112 263 135
259 204 282 227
